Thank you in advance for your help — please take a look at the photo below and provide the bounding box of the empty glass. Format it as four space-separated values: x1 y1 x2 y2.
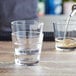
11 20 44 65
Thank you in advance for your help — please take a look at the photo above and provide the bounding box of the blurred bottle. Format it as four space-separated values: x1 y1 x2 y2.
38 0 45 16
45 0 63 15
63 0 76 15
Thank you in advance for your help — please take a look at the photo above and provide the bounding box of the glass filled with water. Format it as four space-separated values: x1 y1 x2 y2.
53 18 76 51
11 20 44 65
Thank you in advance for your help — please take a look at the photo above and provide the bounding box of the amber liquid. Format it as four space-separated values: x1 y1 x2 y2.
56 38 76 50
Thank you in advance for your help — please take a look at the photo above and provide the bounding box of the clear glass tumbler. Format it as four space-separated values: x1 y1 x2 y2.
11 20 44 65
53 19 76 51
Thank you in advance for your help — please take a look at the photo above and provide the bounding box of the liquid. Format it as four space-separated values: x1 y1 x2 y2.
14 42 40 65
12 32 41 65
64 15 71 39
55 38 76 50
64 10 76 39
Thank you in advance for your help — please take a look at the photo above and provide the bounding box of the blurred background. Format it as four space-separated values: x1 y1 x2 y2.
38 0 76 16
0 0 76 41
38 0 76 41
